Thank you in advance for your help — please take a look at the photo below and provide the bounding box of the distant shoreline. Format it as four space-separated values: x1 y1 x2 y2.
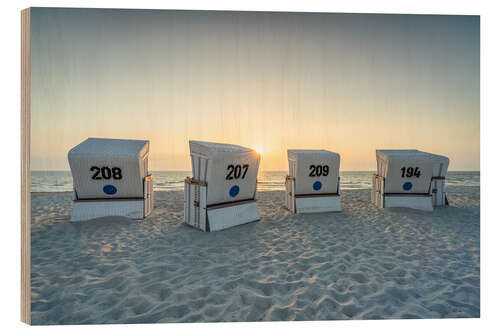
29 171 480 193
30 184 479 195
30 170 481 173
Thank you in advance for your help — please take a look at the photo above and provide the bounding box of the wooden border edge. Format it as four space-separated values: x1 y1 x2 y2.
21 7 31 325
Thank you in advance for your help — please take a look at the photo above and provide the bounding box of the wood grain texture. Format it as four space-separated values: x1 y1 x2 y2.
21 7 31 325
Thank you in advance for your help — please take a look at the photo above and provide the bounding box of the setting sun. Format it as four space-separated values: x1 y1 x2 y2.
253 144 264 155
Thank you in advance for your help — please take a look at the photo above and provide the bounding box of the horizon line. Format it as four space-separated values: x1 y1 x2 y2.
30 169 481 172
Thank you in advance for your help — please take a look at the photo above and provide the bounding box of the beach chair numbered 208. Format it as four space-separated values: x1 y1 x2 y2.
68 138 154 221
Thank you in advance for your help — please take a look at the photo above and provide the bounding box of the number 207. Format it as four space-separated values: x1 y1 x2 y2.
226 164 249 180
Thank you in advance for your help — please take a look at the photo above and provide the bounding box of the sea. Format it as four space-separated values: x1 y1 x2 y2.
31 171 480 193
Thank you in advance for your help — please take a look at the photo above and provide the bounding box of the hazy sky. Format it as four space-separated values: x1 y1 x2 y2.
30 8 479 171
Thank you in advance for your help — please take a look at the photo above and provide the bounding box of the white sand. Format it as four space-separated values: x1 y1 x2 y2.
30 186 479 324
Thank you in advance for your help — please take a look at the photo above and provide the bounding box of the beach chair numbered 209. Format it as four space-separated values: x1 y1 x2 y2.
68 138 154 222
371 149 449 211
184 140 261 232
285 149 342 213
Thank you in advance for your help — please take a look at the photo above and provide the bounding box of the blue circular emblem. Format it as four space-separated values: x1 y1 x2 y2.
103 185 117 195
313 181 322 191
403 182 413 191
229 185 240 197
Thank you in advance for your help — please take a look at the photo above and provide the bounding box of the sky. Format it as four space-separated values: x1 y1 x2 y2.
30 8 479 171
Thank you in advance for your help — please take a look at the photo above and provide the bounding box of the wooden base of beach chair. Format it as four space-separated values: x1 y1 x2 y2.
383 195 434 211
372 174 442 211
285 177 341 213
70 198 152 221
184 178 260 232
294 195 341 213
206 200 260 231
70 175 153 222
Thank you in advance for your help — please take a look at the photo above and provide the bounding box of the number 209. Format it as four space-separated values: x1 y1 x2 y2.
309 165 329 177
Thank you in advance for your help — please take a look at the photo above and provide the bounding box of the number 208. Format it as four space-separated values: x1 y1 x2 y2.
90 166 123 180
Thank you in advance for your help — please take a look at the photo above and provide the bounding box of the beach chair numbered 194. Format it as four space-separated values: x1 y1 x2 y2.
184 140 261 231
371 149 449 211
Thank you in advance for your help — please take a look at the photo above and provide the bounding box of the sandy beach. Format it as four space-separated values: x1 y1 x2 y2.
30 186 480 324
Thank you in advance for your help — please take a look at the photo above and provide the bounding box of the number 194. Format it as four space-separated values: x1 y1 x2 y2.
400 167 421 178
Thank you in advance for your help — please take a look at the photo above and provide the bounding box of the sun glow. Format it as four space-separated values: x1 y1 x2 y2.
253 144 264 155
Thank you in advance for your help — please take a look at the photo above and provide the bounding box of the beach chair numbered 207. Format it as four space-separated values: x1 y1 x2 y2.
285 149 342 213
184 140 261 232
67 138 153 221
371 149 449 211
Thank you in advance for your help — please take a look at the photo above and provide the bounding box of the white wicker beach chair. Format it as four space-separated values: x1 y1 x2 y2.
285 149 341 213
372 149 449 211
184 140 260 231
68 138 153 221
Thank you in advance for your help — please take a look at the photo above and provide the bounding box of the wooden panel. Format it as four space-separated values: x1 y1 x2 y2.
21 7 31 325
70 200 145 221
144 175 154 217
431 178 446 206
207 201 260 231
384 195 434 211
295 196 341 213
